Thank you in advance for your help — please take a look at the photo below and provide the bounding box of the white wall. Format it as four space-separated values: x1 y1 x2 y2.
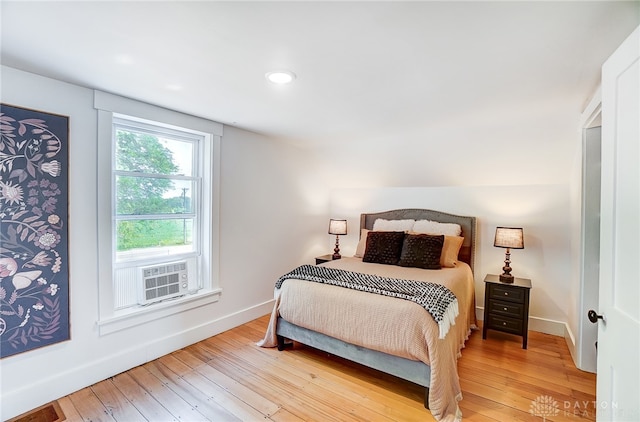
218 126 330 307
0 66 328 419
314 94 580 189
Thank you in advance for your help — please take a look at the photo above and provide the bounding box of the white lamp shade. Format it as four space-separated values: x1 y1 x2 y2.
494 227 524 249
328 219 347 235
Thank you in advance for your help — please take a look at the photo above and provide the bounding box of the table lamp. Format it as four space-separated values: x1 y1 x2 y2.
494 227 524 283
329 219 347 259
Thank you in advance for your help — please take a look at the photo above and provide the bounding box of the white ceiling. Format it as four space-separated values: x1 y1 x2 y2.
1 1 639 147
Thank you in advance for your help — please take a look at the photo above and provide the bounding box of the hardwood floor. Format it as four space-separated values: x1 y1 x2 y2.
47 315 595 421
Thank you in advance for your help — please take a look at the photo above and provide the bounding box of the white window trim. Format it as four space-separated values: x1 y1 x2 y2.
95 90 222 335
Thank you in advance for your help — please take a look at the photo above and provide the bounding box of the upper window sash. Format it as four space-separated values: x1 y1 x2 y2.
113 121 199 177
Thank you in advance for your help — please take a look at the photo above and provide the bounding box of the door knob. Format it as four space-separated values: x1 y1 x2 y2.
588 310 604 324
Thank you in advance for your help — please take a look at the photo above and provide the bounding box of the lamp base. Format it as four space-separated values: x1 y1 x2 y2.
499 273 514 283
332 235 342 260
500 249 514 283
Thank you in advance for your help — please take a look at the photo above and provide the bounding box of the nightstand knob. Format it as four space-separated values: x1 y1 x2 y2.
504 292 508 296
503 322 507 326
503 307 508 311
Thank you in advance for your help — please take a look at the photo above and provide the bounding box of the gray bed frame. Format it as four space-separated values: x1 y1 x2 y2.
276 208 476 409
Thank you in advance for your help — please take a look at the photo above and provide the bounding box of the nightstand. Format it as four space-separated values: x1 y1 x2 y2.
482 274 532 349
315 254 334 265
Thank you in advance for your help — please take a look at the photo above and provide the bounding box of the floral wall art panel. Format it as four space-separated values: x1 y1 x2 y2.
0 104 70 358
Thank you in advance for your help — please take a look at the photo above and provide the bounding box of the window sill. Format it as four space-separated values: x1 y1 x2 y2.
97 288 222 336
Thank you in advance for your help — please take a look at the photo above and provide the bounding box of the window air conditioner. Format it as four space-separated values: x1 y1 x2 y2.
138 261 189 305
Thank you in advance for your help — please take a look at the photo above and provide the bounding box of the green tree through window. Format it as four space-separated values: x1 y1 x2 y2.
115 130 193 251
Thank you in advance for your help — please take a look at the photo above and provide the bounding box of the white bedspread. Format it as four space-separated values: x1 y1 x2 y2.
258 257 476 422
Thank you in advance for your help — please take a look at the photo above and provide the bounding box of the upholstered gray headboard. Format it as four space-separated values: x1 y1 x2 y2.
360 209 477 273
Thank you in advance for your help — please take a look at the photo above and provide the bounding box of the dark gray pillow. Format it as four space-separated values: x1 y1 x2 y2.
362 231 405 265
398 233 444 269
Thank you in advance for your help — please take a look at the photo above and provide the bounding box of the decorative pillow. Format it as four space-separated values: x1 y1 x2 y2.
372 218 415 232
412 219 462 236
362 231 405 265
398 234 444 269
354 228 370 258
440 235 464 267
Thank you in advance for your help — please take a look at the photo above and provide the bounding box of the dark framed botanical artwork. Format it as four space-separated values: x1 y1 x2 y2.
0 104 70 358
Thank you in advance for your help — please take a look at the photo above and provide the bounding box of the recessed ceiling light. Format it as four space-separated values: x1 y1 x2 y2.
265 70 296 85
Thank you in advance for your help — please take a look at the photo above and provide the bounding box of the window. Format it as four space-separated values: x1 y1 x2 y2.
112 117 203 309
95 91 222 334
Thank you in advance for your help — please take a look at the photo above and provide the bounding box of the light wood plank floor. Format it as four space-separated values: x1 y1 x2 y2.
46 315 595 421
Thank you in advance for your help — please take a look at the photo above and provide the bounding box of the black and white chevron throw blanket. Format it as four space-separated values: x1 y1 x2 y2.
276 265 459 339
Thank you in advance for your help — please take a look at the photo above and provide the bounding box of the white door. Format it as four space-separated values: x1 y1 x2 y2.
597 25 640 421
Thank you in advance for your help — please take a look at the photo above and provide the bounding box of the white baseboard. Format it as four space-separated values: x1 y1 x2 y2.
528 316 567 336
564 323 579 366
1 300 275 421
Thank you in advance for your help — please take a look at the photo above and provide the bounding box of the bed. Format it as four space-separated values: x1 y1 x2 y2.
258 209 477 422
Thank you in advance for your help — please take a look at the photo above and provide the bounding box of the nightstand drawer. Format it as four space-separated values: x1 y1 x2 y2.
488 299 524 319
489 284 525 303
487 314 523 335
